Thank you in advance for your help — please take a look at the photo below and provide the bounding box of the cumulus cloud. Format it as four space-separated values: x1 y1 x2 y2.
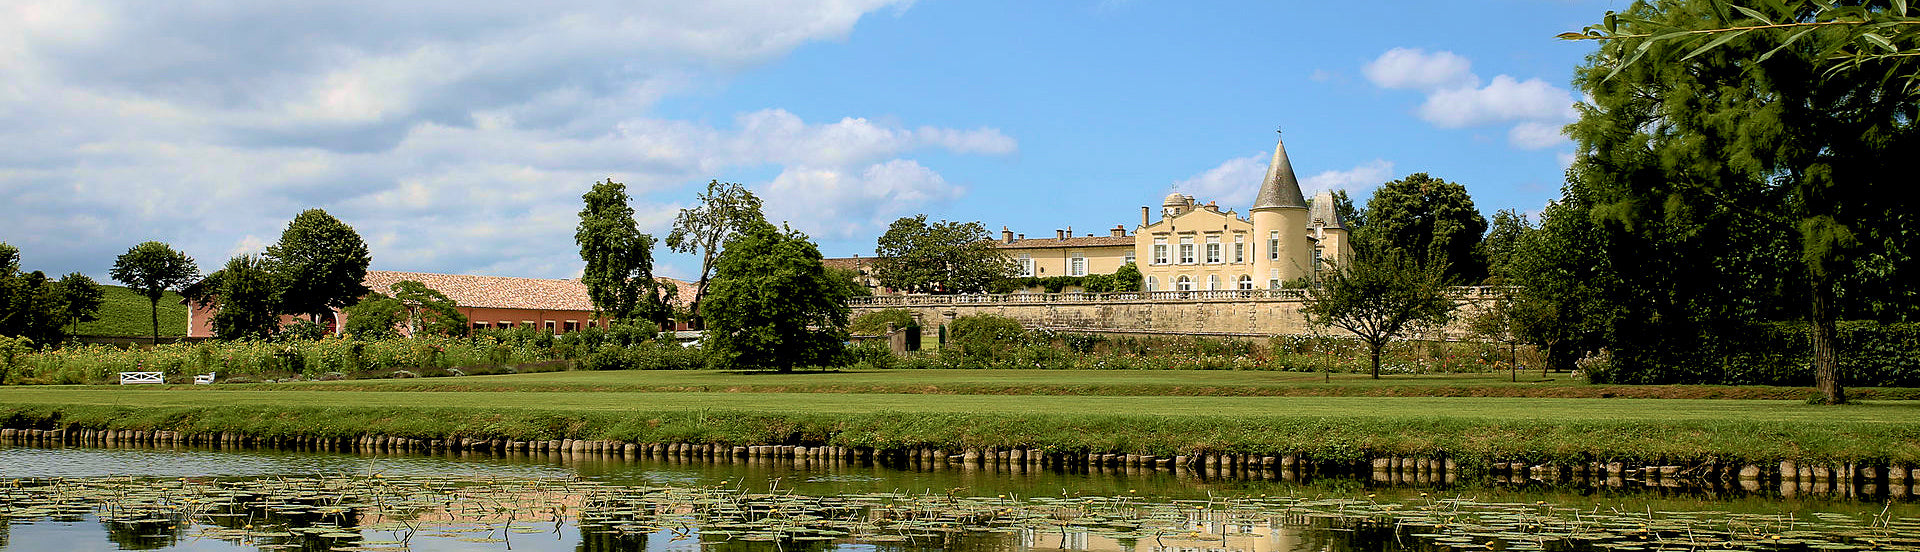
0 0 1013 280
1174 155 1393 207
1364 48 1576 150
1302 160 1395 195
1362 48 1478 91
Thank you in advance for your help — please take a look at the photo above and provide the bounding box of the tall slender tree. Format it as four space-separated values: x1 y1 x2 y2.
666 180 763 328
110 241 199 344
576 179 672 326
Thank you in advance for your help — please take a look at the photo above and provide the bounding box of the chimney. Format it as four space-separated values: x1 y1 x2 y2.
1066 226 1072 238
1111 225 1126 237
1002 226 1013 243
1017 233 1024 240
1141 206 1150 227
1055 229 1066 240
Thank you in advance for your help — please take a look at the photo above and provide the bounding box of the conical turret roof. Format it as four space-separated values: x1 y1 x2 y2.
1251 133 1307 211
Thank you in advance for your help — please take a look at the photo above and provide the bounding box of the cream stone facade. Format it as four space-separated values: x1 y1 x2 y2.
1135 134 1350 292
995 226 1135 279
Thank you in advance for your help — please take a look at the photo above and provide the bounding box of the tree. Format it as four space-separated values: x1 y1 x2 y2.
1357 173 1488 284
0 244 65 345
701 219 850 372
207 255 283 340
1302 250 1457 379
872 215 1018 294
1111 262 1143 292
666 180 764 327
56 273 104 336
341 293 404 340
824 266 873 299
576 179 673 326
389 280 468 336
1564 0 1920 403
110 241 199 344
266 209 371 327
1480 209 1535 284
1505 200 1619 374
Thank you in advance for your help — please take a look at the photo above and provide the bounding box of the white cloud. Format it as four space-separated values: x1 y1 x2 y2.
1364 48 1578 153
760 159 965 239
1363 48 1478 91
1419 75 1577 128
1507 120 1569 150
1173 153 1268 208
1175 156 1393 207
1302 160 1395 195
0 0 1021 279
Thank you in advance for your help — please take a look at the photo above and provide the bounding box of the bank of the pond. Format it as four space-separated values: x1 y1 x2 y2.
4 401 1920 487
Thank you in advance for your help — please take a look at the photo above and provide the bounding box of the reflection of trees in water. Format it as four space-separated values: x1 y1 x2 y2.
870 529 1022 552
578 524 649 552
100 518 181 550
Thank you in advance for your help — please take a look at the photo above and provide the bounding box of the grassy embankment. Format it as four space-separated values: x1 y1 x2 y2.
4 370 1919 467
71 284 188 337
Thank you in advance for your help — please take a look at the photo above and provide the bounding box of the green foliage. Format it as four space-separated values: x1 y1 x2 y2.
945 314 1028 367
872 215 1018 294
666 180 764 323
1480 209 1533 285
0 335 30 384
1586 321 1920 387
576 179 673 326
702 219 850 372
992 263 1143 294
850 308 918 336
210 255 282 340
266 209 371 321
109 241 199 344
824 266 872 298
1563 0 1920 401
582 341 706 371
1302 250 1457 379
342 293 404 341
0 259 68 346
388 280 467 336
1108 262 1142 292
277 320 328 342
1356 173 1487 284
56 273 104 335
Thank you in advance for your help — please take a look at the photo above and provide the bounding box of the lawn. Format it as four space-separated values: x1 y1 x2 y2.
72 284 188 337
1 385 1914 424
182 368 1915 400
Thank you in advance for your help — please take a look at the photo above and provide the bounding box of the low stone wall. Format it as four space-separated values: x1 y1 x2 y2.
849 287 1507 338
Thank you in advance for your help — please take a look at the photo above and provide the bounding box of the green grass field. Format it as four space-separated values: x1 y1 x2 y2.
6 370 1918 465
72 284 187 337
188 368 1920 400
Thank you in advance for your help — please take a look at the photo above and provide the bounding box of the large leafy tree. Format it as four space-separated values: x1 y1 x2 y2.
666 180 763 327
576 179 672 326
1302 249 1457 379
1357 173 1488 284
1565 0 1919 403
209 255 283 340
701 218 850 372
1505 199 1621 374
1480 209 1533 285
266 209 372 327
0 245 71 346
390 280 468 336
110 241 199 344
872 215 1017 294
56 273 105 336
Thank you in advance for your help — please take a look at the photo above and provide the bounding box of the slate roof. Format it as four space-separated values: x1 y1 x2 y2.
1251 134 1308 210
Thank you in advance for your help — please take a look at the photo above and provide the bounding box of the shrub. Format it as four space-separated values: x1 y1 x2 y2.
850 308 918 336
947 314 1027 368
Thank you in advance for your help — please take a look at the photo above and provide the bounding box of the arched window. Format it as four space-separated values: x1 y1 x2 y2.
1237 274 1254 290
1176 275 1194 291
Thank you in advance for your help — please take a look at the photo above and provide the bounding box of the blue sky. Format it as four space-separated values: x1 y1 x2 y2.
0 0 1628 282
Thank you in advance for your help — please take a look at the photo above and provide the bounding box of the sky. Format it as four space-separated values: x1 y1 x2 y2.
0 0 1629 282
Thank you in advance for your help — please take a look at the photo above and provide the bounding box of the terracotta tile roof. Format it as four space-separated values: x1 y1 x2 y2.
821 257 877 272
363 271 693 311
994 236 1135 250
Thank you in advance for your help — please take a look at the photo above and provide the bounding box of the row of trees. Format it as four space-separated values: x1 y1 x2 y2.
0 244 105 346
576 179 851 372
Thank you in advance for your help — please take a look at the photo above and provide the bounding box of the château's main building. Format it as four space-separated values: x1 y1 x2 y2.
1134 134 1350 291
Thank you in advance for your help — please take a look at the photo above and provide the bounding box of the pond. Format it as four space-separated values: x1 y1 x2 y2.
2 445 1916 552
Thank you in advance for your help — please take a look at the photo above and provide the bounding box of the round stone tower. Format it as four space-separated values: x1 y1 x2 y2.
1249 132 1312 287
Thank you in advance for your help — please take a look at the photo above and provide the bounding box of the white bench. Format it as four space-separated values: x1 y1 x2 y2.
118 372 164 385
193 372 216 385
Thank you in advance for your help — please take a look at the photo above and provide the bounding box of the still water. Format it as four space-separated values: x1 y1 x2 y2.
1 445 1915 552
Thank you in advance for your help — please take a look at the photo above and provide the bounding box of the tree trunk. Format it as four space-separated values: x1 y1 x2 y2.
150 298 160 345
1369 342 1383 379
1510 341 1518 382
1810 272 1845 404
